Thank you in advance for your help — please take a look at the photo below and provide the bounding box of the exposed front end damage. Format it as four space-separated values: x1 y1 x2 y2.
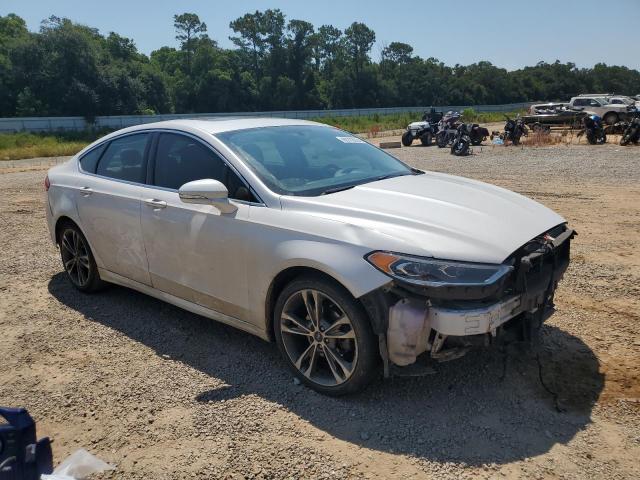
361 224 574 376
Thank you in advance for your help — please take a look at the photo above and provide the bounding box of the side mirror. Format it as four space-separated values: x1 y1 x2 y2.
178 179 238 214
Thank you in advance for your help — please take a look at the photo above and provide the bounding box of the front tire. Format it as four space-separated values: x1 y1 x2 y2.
451 138 470 156
274 275 378 395
58 223 105 292
401 131 413 147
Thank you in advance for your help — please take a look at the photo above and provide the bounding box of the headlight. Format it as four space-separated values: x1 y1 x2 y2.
366 251 513 287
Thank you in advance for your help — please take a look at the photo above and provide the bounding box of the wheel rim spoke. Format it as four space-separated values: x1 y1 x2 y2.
282 312 312 336
78 255 90 269
323 316 355 339
323 344 352 382
301 290 321 329
62 234 76 256
323 345 344 383
295 342 316 375
77 263 85 284
73 231 80 254
64 257 76 271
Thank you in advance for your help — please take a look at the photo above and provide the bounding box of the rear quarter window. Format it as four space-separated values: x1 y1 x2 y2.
96 133 150 183
78 144 107 173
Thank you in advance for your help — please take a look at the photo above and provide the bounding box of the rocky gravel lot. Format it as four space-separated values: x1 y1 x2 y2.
1 141 639 479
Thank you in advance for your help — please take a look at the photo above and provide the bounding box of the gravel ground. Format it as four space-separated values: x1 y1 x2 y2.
1 141 639 479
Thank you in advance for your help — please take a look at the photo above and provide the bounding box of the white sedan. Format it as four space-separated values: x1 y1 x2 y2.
45 118 573 395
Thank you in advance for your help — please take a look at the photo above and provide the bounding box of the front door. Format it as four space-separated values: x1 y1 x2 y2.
140 132 254 321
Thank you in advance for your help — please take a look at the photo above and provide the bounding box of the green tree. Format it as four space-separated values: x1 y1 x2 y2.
381 42 413 65
174 13 207 72
344 22 375 77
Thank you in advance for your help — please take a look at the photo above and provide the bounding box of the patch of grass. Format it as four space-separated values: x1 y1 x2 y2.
0 130 111 160
312 112 420 134
522 131 564 147
461 108 528 124
315 109 529 134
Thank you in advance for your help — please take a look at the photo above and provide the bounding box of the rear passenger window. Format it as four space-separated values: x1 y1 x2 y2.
79 144 106 173
96 134 150 183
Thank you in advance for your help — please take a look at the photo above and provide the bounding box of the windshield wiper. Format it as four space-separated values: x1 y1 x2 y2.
321 184 356 195
373 172 410 182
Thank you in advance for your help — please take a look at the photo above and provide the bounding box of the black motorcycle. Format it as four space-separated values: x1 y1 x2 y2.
578 115 606 145
503 115 528 145
450 123 472 156
620 114 640 146
468 124 489 146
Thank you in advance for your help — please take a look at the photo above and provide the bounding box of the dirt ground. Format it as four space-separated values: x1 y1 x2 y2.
1 138 639 479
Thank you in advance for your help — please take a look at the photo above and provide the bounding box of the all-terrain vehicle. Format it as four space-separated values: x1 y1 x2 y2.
401 109 443 146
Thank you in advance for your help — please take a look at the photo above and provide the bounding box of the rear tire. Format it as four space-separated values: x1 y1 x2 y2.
58 222 106 293
419 132 432 146
274 275 378 396
603 113 618 126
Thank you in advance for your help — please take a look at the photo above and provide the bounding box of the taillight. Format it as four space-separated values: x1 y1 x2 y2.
44 175 50 191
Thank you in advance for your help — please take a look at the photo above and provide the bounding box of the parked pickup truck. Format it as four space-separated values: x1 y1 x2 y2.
567 96 636 125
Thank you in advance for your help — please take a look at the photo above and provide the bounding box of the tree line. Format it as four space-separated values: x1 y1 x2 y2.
1 11 639 118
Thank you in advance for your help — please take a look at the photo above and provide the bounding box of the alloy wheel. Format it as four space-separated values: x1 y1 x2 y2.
280 289 358 386
60 229 91 287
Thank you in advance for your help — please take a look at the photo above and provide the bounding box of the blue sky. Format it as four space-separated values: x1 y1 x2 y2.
3 0 639 70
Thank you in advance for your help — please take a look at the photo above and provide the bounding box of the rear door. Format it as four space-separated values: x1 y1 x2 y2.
76 132 152 285
140 131 256 321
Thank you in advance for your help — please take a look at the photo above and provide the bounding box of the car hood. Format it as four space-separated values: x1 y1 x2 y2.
280 172 566 264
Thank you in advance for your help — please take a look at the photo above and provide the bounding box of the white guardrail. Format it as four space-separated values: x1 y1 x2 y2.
0 103 534 133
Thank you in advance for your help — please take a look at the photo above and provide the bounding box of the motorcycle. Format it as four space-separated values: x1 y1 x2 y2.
450 123 473 156
503 115 528 145
620 114 640 146
468 123 490 146
577 115 606 145
436 111 461 148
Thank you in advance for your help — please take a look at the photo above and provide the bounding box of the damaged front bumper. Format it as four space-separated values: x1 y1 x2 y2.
361 225 575 375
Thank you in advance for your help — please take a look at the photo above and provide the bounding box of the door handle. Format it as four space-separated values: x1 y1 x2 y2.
144 198 167 209
80 186 93 197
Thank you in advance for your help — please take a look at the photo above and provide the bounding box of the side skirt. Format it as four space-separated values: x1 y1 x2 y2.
98 268 270 341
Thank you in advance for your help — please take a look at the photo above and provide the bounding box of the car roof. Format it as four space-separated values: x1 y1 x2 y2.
121 117 326 135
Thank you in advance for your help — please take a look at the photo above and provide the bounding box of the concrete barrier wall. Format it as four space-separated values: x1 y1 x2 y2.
0 103 533 133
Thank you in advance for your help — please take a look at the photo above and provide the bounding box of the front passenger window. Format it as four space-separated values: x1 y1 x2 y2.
153 133 256 202
154 133 226 190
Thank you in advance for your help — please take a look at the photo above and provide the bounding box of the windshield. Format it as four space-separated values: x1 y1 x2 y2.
216 125 414 196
